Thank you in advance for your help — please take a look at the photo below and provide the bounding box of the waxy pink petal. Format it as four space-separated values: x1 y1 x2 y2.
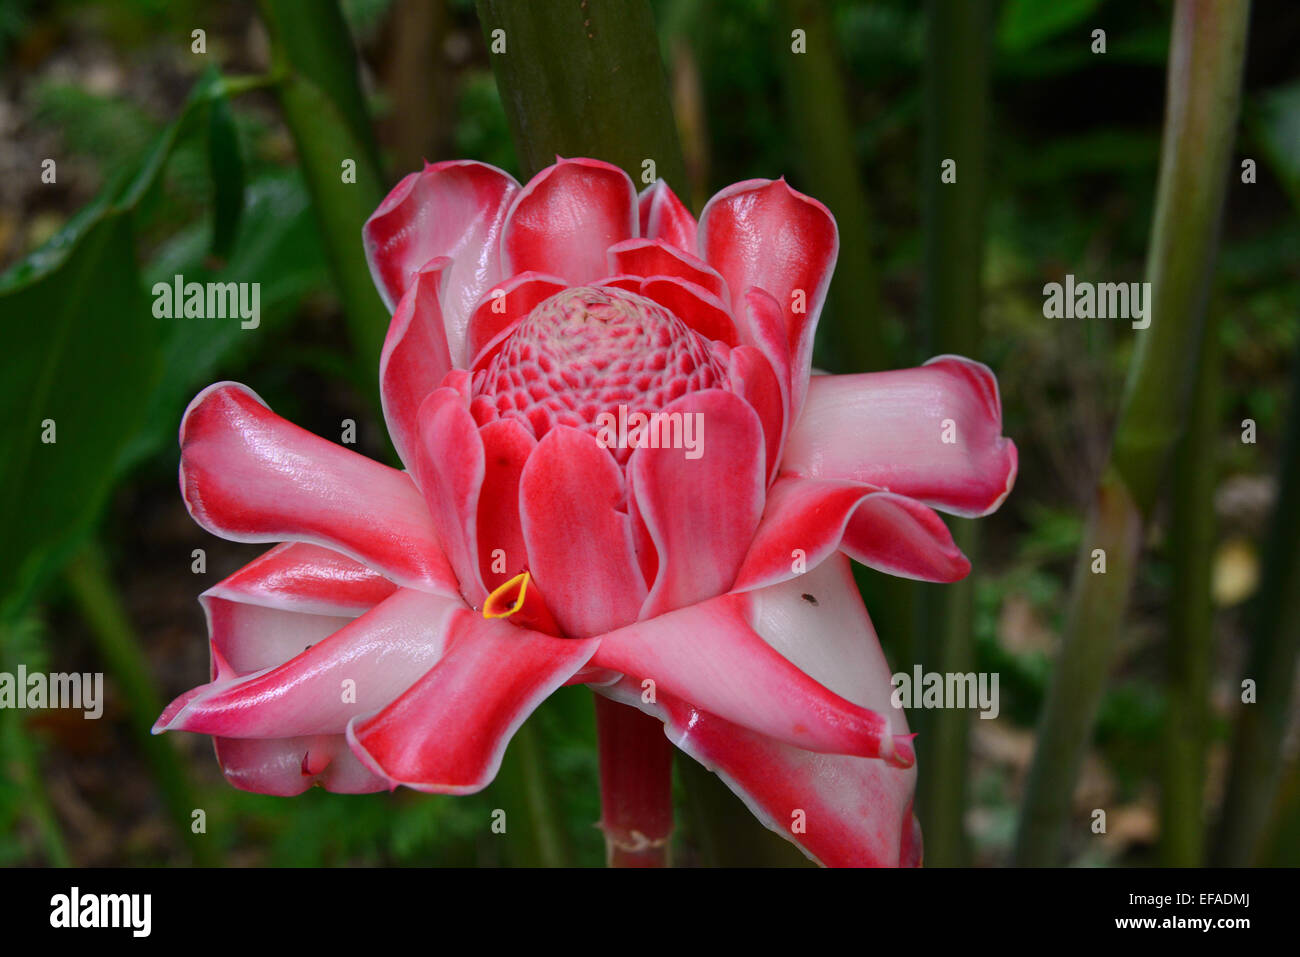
784 356 1018 517
214 734 387 795
205 542 398 617
346 610 599 793
629 389 765 619
650 699 921 866
520 426 647 637
200 540 395 676
698 178 837 413
502 158 638 284
737 288 793 428
179 383 459 595
412 388 488 605
727 345 787 485
379 258 454 472
734 476 970 590
592 591 907 763
601 555 919 866
475 418 536 593
158 590 462 738
638 180 697 251
637 275 740 346
199 543 397 707
155 588 461 738
363 159 519 360
595 274 645 294
204 598 354 678
606 238 730 303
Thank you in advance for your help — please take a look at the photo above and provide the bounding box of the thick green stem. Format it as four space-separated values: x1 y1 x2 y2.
1014 0 1250 866
1160 322 1220 866
912 0 992 868
922 0 990 366
64 545 216 865
475 0 686 188
257 0 391 386
776 0 886 373
1212 350 1300 865
1016 470 1143 865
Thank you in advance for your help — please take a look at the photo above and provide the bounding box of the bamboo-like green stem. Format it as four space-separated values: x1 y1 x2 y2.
475 0 686 187
1212 349 1300 865
912 0 992 868
1014 0 1250 866
922 0 990 367
1159 321 1220 866
776 0 886 373
63 545 216 865
256 0 391 385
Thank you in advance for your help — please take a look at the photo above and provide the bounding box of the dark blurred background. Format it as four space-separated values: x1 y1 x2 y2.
0 0 1297 866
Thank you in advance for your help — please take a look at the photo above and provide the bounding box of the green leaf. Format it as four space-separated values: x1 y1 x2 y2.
997 0 1101 52
0 69 244 616
0 211 156 617
207 87 246 259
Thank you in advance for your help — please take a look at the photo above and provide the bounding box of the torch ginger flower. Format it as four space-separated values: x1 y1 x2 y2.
155 157 1017 867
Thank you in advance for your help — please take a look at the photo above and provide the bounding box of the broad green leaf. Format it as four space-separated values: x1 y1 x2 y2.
0 211 155 616
0 69 247 616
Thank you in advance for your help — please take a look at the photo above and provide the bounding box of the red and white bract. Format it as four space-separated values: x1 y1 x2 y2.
157 157 1018 867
